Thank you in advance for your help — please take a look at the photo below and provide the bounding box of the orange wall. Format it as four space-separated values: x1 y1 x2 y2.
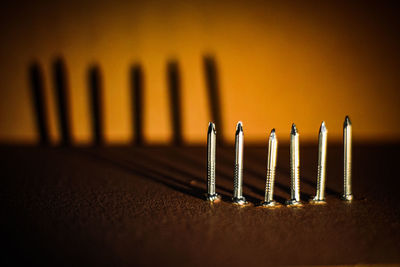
0 0 399 144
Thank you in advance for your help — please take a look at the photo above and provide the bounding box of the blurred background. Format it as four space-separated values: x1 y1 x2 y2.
0 0 399 145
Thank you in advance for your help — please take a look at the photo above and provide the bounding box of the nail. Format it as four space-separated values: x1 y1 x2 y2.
286 123 302 206
342 116 353 201
261 129 281 207
310 121 328 204
232 121 247 205
206 122 220 202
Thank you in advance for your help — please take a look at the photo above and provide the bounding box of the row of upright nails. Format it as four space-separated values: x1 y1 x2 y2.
206 116 353 206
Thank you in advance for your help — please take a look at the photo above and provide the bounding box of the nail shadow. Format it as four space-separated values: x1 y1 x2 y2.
203 55 223 145
245 146 339 200
194 147 269 204
167 61 183 145
215 148 292 204
143 150 262 204
88 151 205 200
244 164 293 203
82 149 230 201
175 147 276 205
277 164 341 198
28 62 49 145
169 147 264 204
130 64 144 145
137 149 232 196
52 57 72 146
275 169 312 200
88 64 104 145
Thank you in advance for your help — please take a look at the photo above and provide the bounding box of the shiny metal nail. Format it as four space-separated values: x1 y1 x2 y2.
232 121 247 205
342 116 353 201
287 123 302 206
310 121 328 204
206 122 220 202
261 129 280 207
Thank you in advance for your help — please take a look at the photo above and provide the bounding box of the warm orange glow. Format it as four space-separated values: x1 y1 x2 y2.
0 1 399 144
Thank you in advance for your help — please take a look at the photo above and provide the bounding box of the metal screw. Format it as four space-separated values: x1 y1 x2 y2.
342 116 353 201
206 122 220 202
232 121 247 205
310 121 328 204
286 123 302 206
261 129 281 207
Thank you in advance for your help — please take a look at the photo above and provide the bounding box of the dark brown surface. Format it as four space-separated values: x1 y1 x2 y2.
1 144 400 266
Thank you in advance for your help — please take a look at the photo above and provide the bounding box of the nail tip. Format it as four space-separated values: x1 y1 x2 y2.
208 122 216 134
235 121 243 133
344 116 352 126
320 121 327 133
291 123 298 135
270 128 276 139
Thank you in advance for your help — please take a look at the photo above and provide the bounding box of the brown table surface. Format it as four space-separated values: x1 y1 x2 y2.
1 144 400 266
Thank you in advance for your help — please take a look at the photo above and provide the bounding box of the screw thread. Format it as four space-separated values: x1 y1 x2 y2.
264 168 275 202
207 160 216 195
315 164 325 200
344 160 352 195
233 163 242 198
290 165 300 200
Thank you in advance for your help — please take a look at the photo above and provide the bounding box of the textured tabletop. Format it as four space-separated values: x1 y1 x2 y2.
1 144 400 266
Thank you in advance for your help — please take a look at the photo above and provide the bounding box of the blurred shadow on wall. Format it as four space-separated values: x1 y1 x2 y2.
52 57 72 146
88 65 104 146
167 61 183 146
28 62 49 145
29 57 221 146
203 55 224 145
130 64 144 145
